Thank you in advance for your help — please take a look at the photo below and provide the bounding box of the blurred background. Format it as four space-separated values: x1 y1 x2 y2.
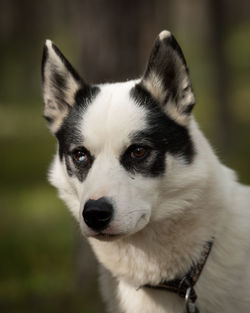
0 0 250 312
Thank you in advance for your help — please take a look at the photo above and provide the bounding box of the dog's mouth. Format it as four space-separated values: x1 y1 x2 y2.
92 232 123 241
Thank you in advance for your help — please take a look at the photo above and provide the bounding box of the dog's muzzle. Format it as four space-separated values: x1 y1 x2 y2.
82 197 113 232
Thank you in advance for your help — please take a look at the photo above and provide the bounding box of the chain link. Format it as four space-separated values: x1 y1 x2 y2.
183 287 199 313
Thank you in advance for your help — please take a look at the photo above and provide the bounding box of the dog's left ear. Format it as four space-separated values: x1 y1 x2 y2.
140 30 195 125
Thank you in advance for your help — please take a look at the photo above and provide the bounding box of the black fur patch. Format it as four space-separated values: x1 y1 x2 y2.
66 146 94 182
75 85 99 105
120 144 166 178
125 84 195 177
41 44 48 83
55 86 99 181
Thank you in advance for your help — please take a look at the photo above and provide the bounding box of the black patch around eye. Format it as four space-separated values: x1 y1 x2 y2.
125 84 195 177
120 146 165 178
71 147 93 167
68 147 94 182
55 86 99 181
64 154 91 182
56 105 86 161
65 156 73 177
120 144 150 173
63 145 95 183
56 86 99 158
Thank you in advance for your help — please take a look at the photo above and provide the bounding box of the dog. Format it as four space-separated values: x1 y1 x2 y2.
41 30 250 313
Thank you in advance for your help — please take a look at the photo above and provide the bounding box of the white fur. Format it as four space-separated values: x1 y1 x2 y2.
159 30 172 40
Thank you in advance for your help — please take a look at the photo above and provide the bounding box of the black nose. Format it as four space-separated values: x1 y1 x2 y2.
83 197 113 232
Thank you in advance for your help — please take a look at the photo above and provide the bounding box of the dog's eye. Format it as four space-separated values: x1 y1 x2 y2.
130 146 148 160
72 149 89 165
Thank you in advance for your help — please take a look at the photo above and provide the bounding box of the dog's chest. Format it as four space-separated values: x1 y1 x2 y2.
89 236 185 288
113 278 185 313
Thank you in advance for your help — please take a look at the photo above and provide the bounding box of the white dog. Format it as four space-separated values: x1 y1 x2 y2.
42 30 250 313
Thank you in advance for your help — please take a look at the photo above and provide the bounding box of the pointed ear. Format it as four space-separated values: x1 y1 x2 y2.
42 40 88 133
140 30 195 125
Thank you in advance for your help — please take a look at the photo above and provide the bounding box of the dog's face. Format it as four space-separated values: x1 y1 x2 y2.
42 31 197 240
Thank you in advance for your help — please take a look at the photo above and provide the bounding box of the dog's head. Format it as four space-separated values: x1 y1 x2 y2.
42 31 202 240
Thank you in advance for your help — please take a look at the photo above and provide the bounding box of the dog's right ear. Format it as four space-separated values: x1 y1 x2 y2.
42 40 88 134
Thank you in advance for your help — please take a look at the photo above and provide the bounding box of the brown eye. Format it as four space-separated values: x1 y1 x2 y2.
72 149 89 165
130 146 147 160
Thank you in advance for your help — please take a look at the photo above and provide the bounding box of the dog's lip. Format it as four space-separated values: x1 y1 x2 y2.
92 232 124 241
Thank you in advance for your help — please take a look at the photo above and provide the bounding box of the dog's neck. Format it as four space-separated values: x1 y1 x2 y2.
142 239 214 302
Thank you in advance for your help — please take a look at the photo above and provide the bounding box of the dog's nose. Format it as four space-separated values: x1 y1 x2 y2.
83 197 113 232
